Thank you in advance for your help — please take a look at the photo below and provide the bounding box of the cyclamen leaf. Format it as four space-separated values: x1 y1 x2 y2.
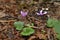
14 21 24 30
47 18 60 39
53 21 60 39
47 18 54 27
54 21 60 34
21 27 35 36
47 18 58 27
52 19 58 26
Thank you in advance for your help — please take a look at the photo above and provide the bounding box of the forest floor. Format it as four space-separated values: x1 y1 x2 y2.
0 0 60 40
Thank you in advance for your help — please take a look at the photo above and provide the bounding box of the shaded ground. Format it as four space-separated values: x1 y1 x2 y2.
0 0 60 40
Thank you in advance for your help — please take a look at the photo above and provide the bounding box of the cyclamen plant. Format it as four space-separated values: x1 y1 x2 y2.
20 11 28 17
36 10 48 15
20 8 48 16
47 18 60 39
14 21 35 36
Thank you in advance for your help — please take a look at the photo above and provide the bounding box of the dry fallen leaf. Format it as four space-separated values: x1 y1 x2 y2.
28 36 36 40
36 30 46 39
0 11 6 18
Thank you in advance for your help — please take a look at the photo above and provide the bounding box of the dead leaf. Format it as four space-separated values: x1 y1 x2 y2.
36 31 46 39
28 36 36 40
0 11 6 18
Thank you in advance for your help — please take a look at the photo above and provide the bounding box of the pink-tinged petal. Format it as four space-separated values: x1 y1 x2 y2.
40 10 43 13
37 10 48 15
40 12 43 15
20 11 28 17
37 10 44 15
36 13 40 15
43 11 47 14
40 10 44 15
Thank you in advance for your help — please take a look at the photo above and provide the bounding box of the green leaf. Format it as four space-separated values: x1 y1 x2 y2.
52 19 58 26
47 18 54 27
21 27 35 36
47 18 58 27
54 22 60 34
54 22 60 39
14 21 24 31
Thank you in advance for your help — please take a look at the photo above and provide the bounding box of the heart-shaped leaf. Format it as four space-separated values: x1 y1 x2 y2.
52 20 60 39
47 18 58 27
47 18 60 39
54 21 60 35
14 21 24 30
47 18 54 27
21 27 35 36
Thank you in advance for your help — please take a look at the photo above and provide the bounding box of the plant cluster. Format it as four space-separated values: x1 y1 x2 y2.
47 18 60 39
14 21 35 36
